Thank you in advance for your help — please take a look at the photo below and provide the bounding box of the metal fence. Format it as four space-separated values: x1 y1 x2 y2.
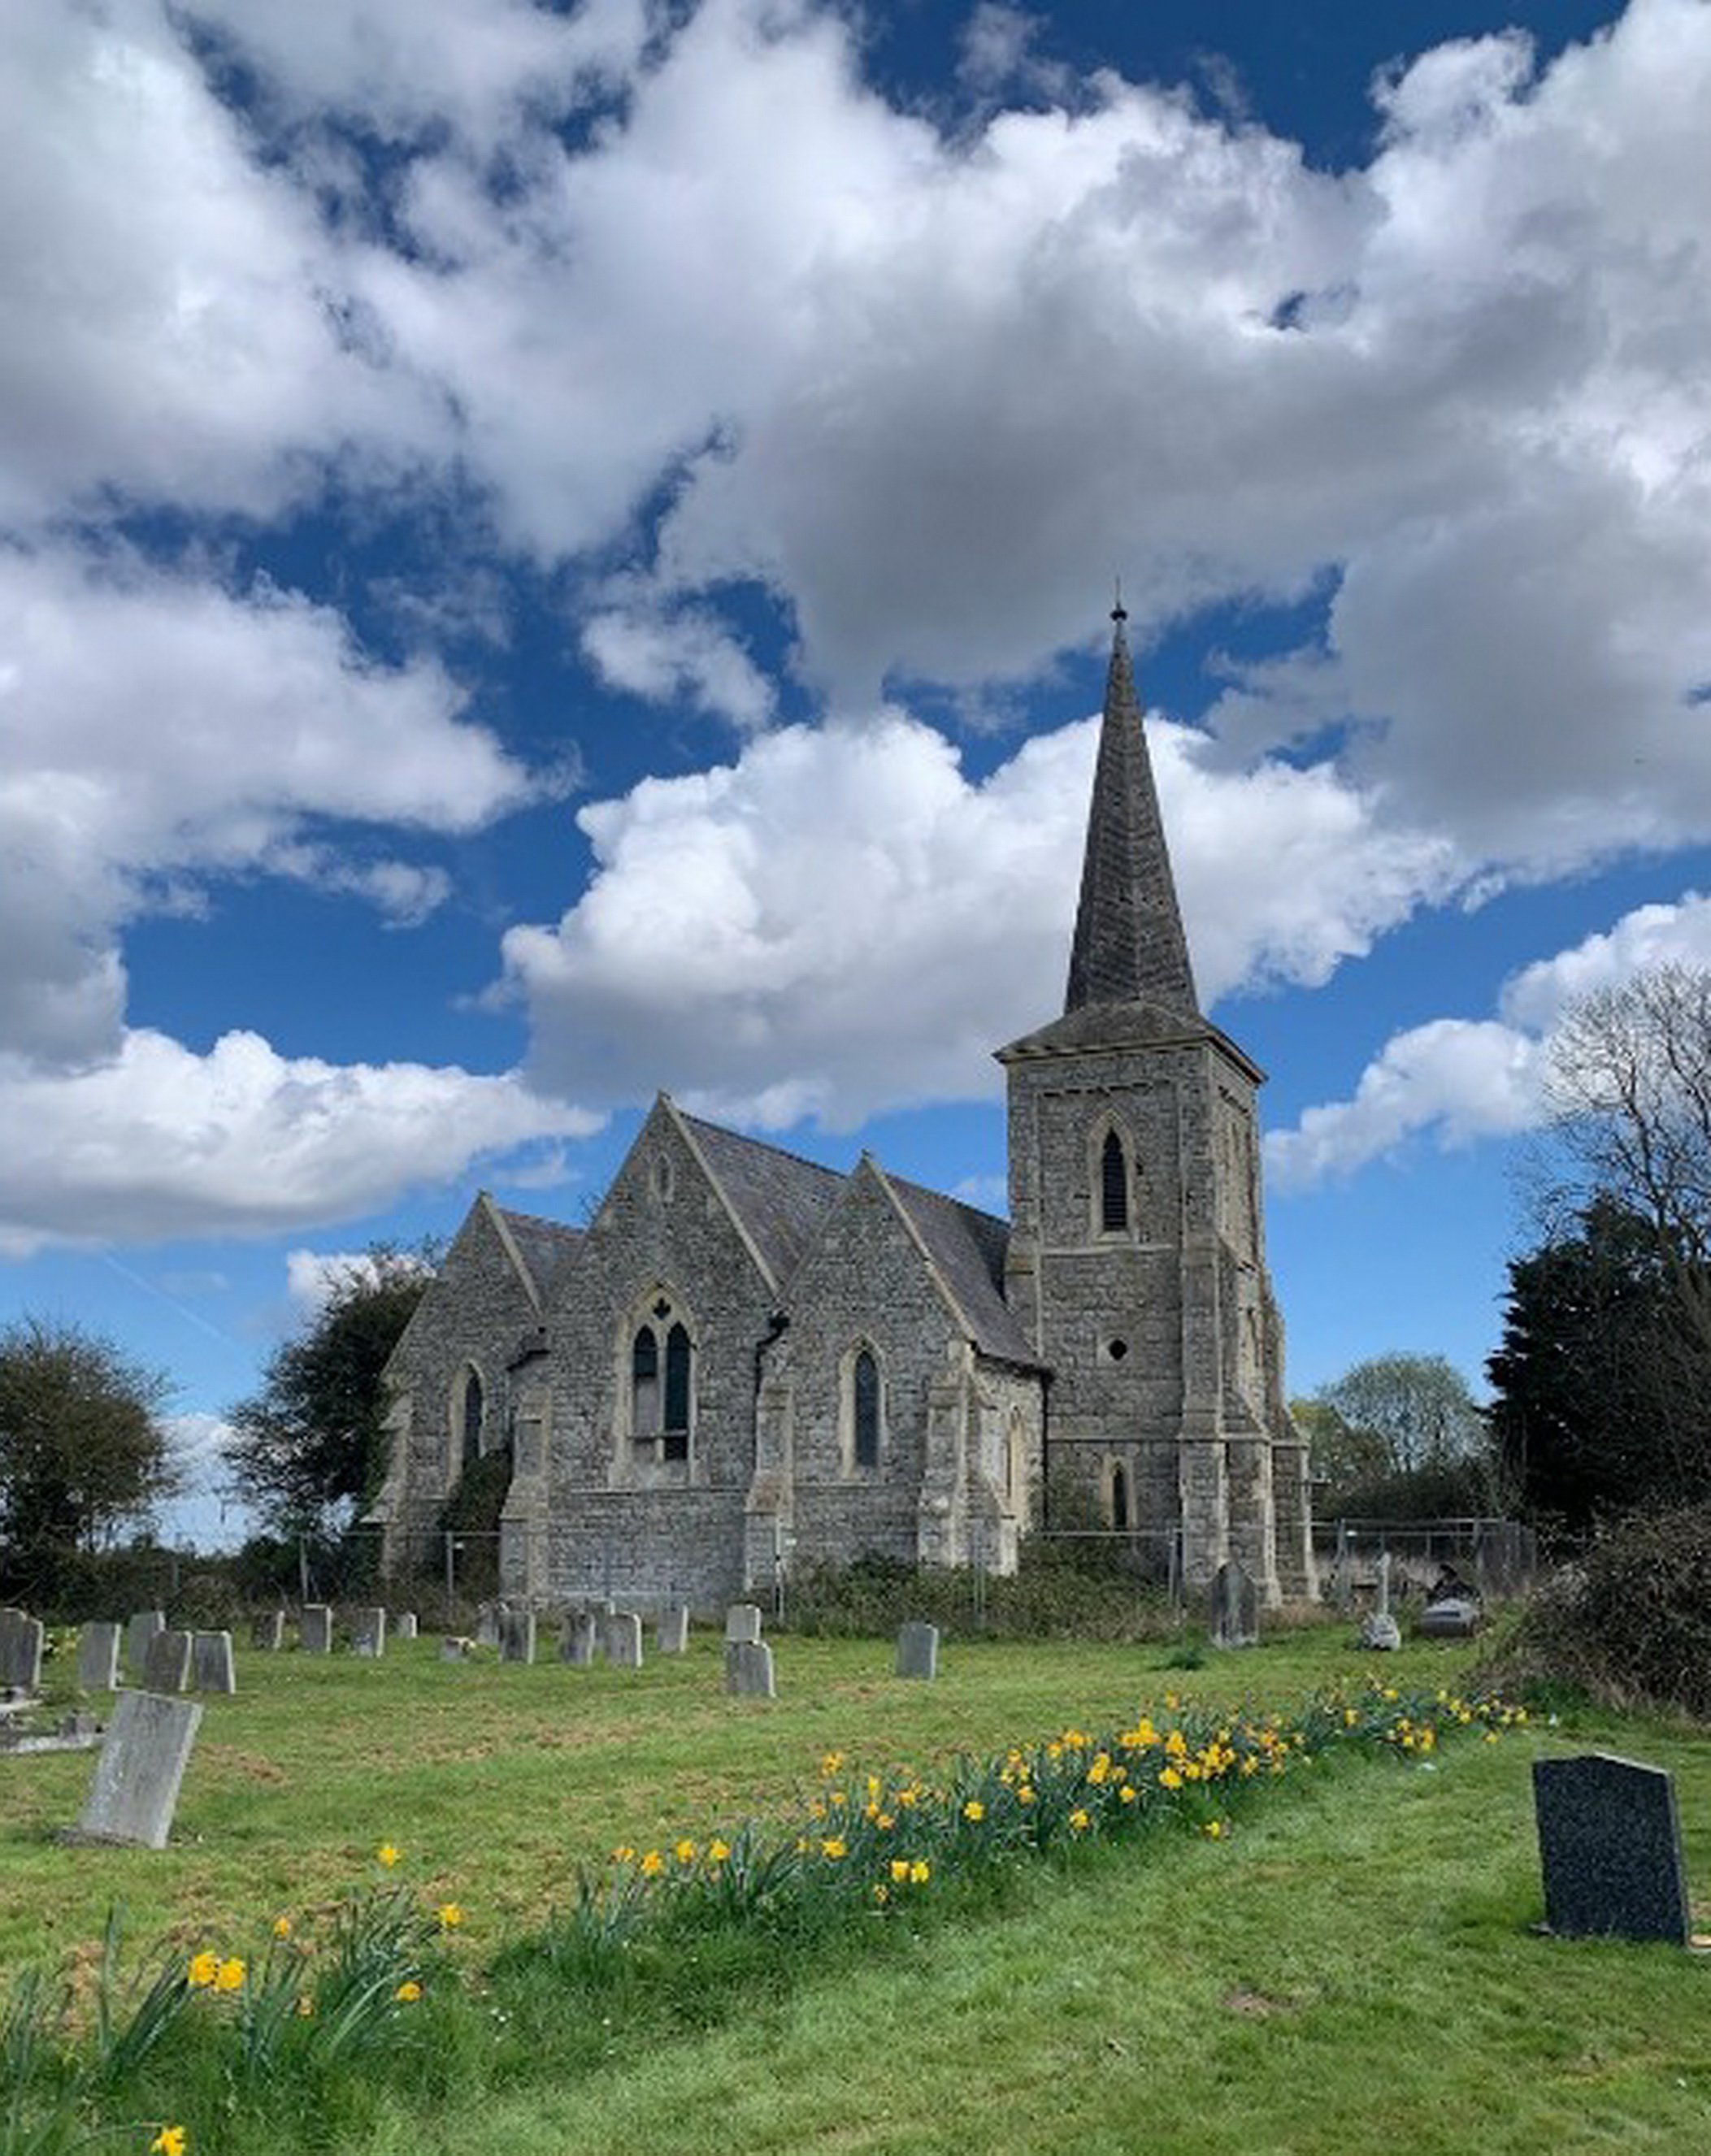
1313 1516 1538 1603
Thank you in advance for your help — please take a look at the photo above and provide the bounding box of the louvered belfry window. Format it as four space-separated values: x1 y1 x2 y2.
1101 1129 1129 1233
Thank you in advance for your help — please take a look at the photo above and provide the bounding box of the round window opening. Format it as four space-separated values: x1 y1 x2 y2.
1107 1338 1129 1362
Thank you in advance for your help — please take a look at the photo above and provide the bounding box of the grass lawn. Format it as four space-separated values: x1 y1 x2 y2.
5 1624 1710 2152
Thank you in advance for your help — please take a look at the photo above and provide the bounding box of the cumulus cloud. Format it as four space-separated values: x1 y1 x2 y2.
1266 891 1711 1189
0 1030 597 1256
582 604 776 731
284 1246 432 1316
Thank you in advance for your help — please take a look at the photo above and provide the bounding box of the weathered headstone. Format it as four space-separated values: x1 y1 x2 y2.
1533 1754 1690 1945
394 1612 419 1641
656 1605 689 1654
723 1603 763 1646
250 1611 286 1651
499 1610 537 1664
299 1604 332 1654
724 1640 775 1698
77 1622 122 1691
476 1603 502 1648
896 1621 940 1680
0 1610 45 1691
560 1609 600 1666
440 1636 475 1661
191 1631 236 1694
125 1610 165 1681
141 1629 192 1694
350 1607 388 1658
606 1612 644 1669
1418 1596 1480 1641
74 1690 203 1849
1358 1551 1401 1651
1209 1560 1259 1650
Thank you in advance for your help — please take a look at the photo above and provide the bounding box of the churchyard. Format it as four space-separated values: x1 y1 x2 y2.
3 1617 1711 2153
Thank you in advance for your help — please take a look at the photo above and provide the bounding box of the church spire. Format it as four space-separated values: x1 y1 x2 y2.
1064 603 1200 1018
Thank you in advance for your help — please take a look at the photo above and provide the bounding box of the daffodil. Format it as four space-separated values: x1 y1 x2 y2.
214 1959 245 1993
271 1915 292 1941
962 1800 984 1823
377 1844 401 1868
186 1952 219 1989
641 1850 664 1876
394 1980 423 2003
150 2128 186 2156
709 1838 731 1863
909 1859 931 1885
1068 1808 1091 1832
438 1903 463 1929
675 1839 697 1864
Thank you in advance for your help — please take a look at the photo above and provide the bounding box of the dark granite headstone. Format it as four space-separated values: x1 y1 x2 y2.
1533 1753 1690 1945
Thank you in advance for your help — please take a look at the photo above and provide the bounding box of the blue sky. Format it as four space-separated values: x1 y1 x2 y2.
4 0 1709 1547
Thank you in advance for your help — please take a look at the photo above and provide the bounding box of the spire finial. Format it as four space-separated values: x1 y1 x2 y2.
1111 576 1126 624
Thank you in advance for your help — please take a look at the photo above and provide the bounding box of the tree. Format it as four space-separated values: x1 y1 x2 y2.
1288 1396 1388 1494
1316 1352 1487 1476
226 1244 436 1535
0 1317 180 1589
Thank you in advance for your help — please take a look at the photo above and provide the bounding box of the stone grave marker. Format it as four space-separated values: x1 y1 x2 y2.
350 1607 388 1658
250 1611 285 1651
440 1636 475 1661
1358 1552 1401 1651
141 1628 192 1694
656 1605 689 1654
724 1639 775 1698
77 1622 122 1692
299 1604 332 1654
394 1612 418 1641
125 1611 165 1681
606 1612 644 1669
1418 1596 1480 1641
192 1631 236 1694
0 1610 45 1692
1533 1754 1690 1945
724 1603 763 1646
1209 1560 1260 1649
499 1610 537 1664
560 1610 600 1667
73 1691 204 1850
476 1603 502 1648
896 1621 940 1681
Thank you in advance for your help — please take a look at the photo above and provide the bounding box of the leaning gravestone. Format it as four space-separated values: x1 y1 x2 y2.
191 1631 236 1694
299 1605 332 1655
1358 1552 1401 1652
250 1611 285 1651
1209 1560 1259 1650
350 1607 388 1658
724 1640 775 1698
560 1610 600 1667
606 1612 644 1669
657 1605 689 1654
394 1612 418 1641
500 1610 537 1664
74 1691 203 1850
125 1611 165 1681
77 1622 122 1691
896 1621 940 1681
142 1629 192 1694
1533 1754 1690 1945
0 1610 45 1691
724 1603 763 1646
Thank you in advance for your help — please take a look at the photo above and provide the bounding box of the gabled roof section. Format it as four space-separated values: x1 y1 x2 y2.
489 1201 584 1307
1064 606 1200 1022
672 1107 846 1293
880 1170 1040 1369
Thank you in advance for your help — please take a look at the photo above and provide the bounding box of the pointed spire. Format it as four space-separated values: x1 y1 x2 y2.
1064 604 1200 1018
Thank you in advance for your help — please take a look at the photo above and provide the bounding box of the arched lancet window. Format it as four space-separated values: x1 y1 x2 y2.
1101 1129 1129 1234
459 1366 484 1470
632 1327 660 1437
1005 1411 1026 1515
853 1348 880 1469
662 1324 692 1461
1109 1461 1130 1533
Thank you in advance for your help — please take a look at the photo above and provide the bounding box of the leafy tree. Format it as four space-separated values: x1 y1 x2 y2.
1288 1396 1388 1495
1315 1352 1487 1476
0 1317 180 1594
226 1244 436 1535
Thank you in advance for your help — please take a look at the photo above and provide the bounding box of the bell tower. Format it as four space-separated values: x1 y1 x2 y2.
996 606 1313 1601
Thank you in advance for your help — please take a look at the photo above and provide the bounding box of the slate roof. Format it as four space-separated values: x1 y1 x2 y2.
494 1205 584 1304
676 1111 847 1291
886 1175 1040 1368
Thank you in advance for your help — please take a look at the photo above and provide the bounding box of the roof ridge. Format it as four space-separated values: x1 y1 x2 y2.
675 1110 848 1185
884 1171 1008 1234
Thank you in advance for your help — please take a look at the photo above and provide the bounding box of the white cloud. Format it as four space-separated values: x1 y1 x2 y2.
284 1246 432 1317
0 1029 597 1256
582 605 776 731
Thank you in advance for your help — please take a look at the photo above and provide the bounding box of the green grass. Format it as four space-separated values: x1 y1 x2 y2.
7 1625 1711 2153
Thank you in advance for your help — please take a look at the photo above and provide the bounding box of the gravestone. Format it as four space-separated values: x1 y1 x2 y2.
560 1610 600 1667
606 1612 644 1669
125 1610 165 1681
440 1636 475 1661
724 1640 775 1698
724 1603 763 1646
896 1621 940 1681
1418 1596 1480 1641
1209 1560 1259 1650
1533 1754 1690 1945
142 1629 192 1694
299 1604 332 1655
657 1605 689 1654
192 1631 236 1694
0 1610 45 1691
394 1612 418 1641
77 1622 122 1691
476 1603 502 1648
250 1611 285 1651
499 1610 537 1664
350 1607 388 1658
1358 1552 1401 1652
74 1690 204 1850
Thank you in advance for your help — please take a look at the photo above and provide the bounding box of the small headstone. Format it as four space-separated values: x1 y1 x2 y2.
560 1610 601 1667
141 1629 192 1694
299 1605 332 1655
125 1611 165 1681
74 1690 203 1849
606 1612 644 1669
191 1631 236 1694
0 1611 46 1691
499 1610 537 1664
724 1640 775 1698
724 1603 763 1646
77 1622 122 1692
896 1621 940 1680
656 1605 689 1654
1209 1560 1259 1650
476 1603 502 1648
250 1611 285 1651
350 1607 388 1658
440 1636 475 1661
1533 1754 1690 1945
394 1612 418 1641
1358 1551 1401 1650
1417 1596 1481 1641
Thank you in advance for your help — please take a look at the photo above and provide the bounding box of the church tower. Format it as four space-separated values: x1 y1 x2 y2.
996 607 1314 1602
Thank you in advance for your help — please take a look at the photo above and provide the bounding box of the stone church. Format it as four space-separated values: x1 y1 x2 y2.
374 610 1314 1608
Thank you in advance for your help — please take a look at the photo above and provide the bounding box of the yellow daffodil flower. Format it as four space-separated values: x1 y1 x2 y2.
150 2128 186 2156
394 1980 422 2003
271 1915 292 1941
377 1845 400 1868
214 1959 245 1993
438 1903 463 1928
186 1952 219 1989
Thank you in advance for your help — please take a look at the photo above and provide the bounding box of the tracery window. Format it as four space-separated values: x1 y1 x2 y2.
629 1295 693 1461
